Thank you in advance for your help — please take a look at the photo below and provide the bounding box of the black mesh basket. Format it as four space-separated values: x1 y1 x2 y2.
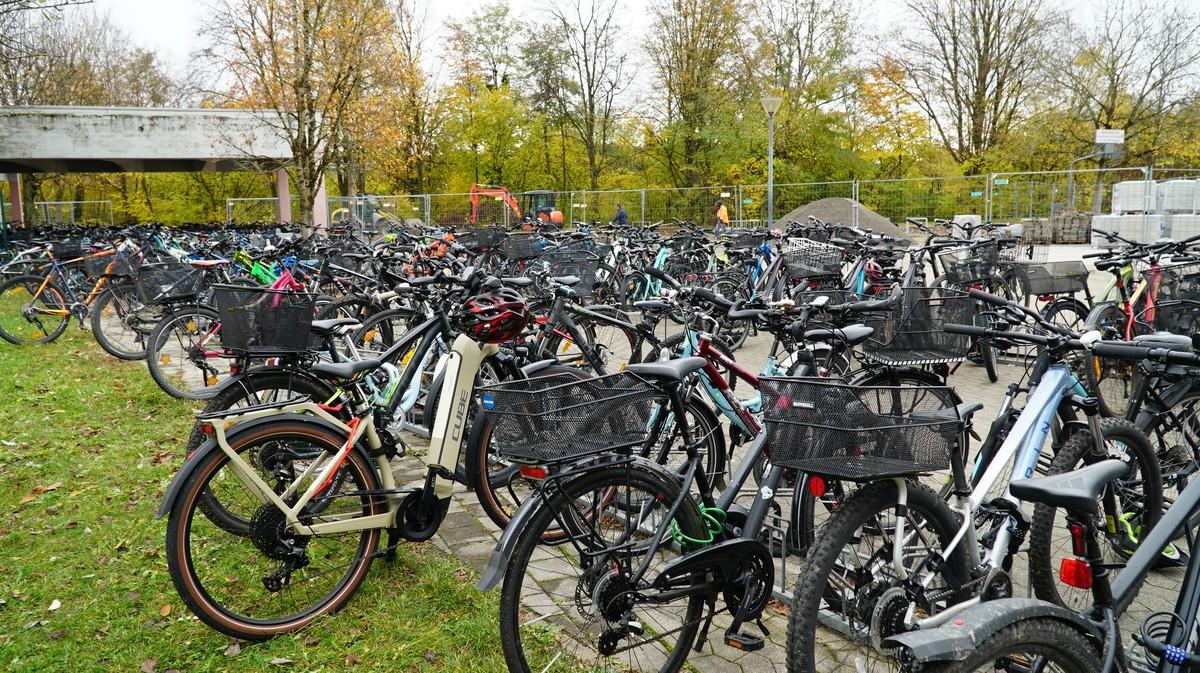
860 288 973 365
938 242 1001 284
323 250 364 273
1143 262 1200 333
502 233 548 261
725 230 769 249
541 250 603 296
780 239 844 278
50 240 85 260
997 237 1048 265
85 251 140 278
478 372 658 463
761 377 961 480
213 285 318 355
453 227 506 252
136 263 205 304
1014 261 1089 296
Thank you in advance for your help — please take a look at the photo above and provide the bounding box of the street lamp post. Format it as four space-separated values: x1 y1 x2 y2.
760 95 783 228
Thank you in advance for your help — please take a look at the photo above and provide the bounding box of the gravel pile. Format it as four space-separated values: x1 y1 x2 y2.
777 197 905 238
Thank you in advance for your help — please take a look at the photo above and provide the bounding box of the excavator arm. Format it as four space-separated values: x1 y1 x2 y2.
469 183 522 224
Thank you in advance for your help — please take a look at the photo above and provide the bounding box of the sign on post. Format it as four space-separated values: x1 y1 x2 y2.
1095 129 1125 145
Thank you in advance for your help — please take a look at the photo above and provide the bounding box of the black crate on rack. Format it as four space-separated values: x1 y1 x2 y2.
540 250 603 296
478 372 658 463
938 241 1002 284
780 239 844 278
212 285 317 355
50 240 84 260
761 377 961 480
453 227 507 252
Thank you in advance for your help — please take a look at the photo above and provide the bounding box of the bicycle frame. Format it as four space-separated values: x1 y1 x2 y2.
27 249 117 316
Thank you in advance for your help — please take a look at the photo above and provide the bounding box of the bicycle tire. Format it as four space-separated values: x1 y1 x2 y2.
917 618 1100 673
1085 303 1139 418
0 273 70 344
91 283 158 359
165 420 381 640
1027 418 1162 611
787 479 970 673
497 463 707 673
145 304 230 400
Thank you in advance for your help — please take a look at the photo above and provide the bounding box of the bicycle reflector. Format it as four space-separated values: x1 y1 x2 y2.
1059 558 1092 589
808 475 827 498
519 465 547 480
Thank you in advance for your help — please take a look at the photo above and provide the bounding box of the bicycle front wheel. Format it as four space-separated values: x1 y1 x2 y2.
165 420 381 640
918 618 1100 673
145 304 233 399
498 463 709 673
91 283 160 359
0 274 70 344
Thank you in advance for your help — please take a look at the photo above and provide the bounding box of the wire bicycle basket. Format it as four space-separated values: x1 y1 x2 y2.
540 250 604 297
780 239 844 279
1139 261 1200 334
453 227 506 253
212 285 317 355
761 377 961 480
501 233 549 261
50 240 85 260
478 372 658 464
937 242 1003 285
85 251 140 278
135 262 205 304
860 287 973 365
1013 261 1089 297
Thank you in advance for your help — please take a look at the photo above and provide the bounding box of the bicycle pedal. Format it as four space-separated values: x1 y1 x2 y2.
724 631 765 652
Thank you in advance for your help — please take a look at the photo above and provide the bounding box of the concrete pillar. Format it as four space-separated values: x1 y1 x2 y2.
8 175 22 229
311 173 329 235
275 169 291 223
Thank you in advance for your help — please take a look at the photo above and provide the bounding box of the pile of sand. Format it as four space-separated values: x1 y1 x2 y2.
777 197 905 238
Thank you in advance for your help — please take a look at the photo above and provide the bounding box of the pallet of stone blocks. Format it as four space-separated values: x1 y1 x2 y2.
1052 211 1092 244
1169 215 1200 240
1091 214 1166 244
1019 218 1054 243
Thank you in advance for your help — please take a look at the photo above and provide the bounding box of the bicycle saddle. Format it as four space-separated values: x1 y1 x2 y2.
801 324 873 346
625 356 707 382
1009 459 1129 515
1132 333 1193 352
310 318 360 336
339 252 371 260
910 401 985 425
501 276 534 287
551 275 581 286
310 358 381 380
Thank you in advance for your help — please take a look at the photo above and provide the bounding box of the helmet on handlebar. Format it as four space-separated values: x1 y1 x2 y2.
453 287 531 343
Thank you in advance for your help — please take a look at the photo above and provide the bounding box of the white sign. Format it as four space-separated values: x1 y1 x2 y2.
1095 128 1125 144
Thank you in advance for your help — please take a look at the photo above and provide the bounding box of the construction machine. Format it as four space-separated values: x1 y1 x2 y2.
468 183 563 226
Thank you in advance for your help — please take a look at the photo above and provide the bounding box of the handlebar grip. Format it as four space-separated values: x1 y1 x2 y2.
643 266 681 289
945 323 989 338
1091 342 1200 366
966 288 1013 307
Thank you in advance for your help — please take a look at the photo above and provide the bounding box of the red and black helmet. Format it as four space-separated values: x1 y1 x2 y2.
453 287 531 344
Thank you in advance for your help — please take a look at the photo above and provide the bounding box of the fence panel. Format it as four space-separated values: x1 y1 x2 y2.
31 200 114 227
225 197 302 225
857 176 987 235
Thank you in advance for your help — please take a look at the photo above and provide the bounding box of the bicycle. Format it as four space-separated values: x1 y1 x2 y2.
890 343 1200 672
785 289 1163 673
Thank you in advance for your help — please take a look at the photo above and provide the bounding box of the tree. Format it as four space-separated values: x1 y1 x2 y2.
547 0 628 189
645 0 745 186
887 0 1060 170
1053 0 1200 163
201 0 394 226
751 0 856 105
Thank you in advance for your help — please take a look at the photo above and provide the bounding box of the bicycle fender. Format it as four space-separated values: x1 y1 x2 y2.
476 455 682 592
155 412 370 520
519 358 560 377
204 365 335 398
1082 300 1120 330
884 598 1100 665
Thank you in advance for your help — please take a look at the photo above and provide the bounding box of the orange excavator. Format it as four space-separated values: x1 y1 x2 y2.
468 183 564 226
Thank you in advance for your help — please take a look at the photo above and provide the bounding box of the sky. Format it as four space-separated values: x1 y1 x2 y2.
94 0 1103 81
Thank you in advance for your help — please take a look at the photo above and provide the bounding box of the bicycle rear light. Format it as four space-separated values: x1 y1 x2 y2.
1059 557 1092 590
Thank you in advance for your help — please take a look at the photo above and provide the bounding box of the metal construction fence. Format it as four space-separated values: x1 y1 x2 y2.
219 167 1200 239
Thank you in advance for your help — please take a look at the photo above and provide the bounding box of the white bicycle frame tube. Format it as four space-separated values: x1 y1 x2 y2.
426 333 498 498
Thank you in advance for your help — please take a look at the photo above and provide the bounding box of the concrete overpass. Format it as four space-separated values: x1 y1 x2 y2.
0 106 322 226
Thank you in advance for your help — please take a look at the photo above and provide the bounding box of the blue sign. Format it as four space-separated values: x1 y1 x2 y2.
970 191 983 197
993 178 1009 185
481 394 495 410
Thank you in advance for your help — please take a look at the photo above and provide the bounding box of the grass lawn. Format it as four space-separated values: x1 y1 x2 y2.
0 328 512 672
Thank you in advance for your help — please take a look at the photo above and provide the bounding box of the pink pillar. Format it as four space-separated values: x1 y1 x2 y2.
8 175 22 229
275 169 292 223
311 173 329 235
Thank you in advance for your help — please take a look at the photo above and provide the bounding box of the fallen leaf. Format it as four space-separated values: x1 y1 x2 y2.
46 482 62 491
425 650 437 663
140 658 157 673
19 494 35 505
158 604 171 617
269 658 294 665
47 599 61 611
304 636 320 647
344 654 361 665
223 643 241 657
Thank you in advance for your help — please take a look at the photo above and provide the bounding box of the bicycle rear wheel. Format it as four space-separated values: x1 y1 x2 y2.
0 274 70 344
498 463 708 673
1085 303 1139 417
165 420 381 640
916 619 1100 673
